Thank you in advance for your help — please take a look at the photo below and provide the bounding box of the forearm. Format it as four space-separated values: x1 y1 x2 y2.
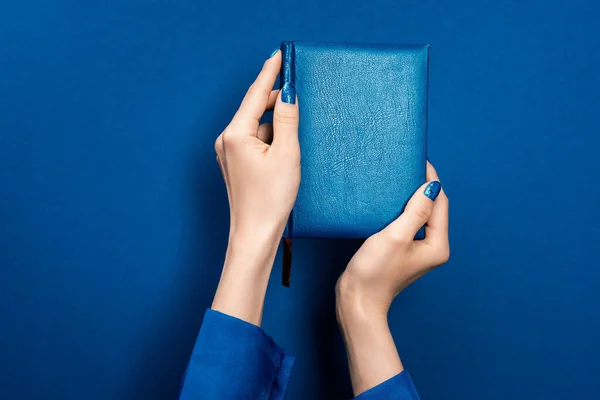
211 229 280 326
337 293 404 396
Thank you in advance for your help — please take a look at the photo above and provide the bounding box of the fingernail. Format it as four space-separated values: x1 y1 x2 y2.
269 47 280 58
424 181 441 200
281 82 296 104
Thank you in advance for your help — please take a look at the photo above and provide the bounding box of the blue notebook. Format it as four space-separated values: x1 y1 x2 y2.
280 41 429 240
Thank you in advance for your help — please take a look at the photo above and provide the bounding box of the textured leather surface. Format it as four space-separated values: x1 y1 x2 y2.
283 42 429 238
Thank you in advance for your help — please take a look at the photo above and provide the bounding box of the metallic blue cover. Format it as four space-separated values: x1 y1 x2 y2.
282 41 428 238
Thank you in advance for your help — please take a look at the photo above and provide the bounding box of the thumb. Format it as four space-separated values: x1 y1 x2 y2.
271 86 299 153
382 181 442 242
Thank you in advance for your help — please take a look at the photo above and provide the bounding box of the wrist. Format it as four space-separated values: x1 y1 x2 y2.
336 293 387 334
335 273 391 327
225 230 281 274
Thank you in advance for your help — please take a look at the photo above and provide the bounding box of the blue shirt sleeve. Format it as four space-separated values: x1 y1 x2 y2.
354 370 420 400
178 309 295 400
179 309 419 400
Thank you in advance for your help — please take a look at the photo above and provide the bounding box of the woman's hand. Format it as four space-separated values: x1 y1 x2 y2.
215 50 299 242
336 161 449 396
212 50 300 326
338 161 449 314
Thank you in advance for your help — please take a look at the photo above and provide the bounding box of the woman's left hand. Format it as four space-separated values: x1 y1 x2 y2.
215 49 299 249
212 50 300 326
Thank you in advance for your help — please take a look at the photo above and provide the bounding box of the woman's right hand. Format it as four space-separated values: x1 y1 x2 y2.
336 161 449 396
337 161 449 316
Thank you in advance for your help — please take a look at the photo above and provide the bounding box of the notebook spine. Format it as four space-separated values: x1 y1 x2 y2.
281 41 295 92
281 40 295 238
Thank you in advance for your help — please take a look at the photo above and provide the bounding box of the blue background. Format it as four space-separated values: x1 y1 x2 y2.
1 0 599 398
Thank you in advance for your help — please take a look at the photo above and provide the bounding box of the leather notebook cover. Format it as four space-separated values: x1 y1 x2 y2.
281 41 429 239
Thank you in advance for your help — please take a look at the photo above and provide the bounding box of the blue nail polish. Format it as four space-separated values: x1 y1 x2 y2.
424 181 441 200
281 82 296 104
269 47 280 58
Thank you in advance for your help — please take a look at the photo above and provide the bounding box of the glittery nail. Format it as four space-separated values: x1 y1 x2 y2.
424 181 441 201
269 47 280 58
281 82 296 104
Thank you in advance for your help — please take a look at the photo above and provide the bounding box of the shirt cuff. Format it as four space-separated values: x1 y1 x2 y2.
178 309 295 400
354 371 420 400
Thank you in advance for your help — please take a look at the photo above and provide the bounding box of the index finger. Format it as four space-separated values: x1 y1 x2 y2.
230 50 281 133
